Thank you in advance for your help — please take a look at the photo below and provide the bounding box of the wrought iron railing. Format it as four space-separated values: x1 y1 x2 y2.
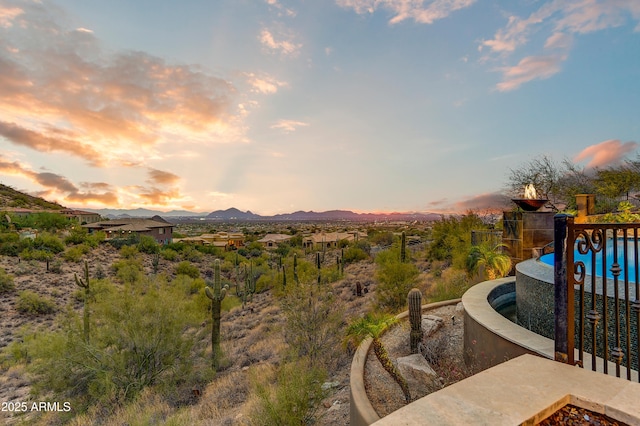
554 214 640 380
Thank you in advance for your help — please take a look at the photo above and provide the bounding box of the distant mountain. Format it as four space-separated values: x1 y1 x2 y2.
84 207 207 218
71 206 441 222
0 184 64 211
206 208 262 220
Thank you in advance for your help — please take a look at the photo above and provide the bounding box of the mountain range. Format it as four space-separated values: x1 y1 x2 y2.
85 207 442 222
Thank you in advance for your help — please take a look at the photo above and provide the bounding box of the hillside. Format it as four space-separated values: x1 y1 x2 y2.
0 184 64 211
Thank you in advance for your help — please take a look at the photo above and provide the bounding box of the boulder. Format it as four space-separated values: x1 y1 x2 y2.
396 354 438 395
421 315 444 337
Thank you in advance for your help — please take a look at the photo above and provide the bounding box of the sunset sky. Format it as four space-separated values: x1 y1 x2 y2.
0 0 639 215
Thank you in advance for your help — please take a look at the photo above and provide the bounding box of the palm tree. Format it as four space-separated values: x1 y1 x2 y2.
466 243 512 280
345 312 411 403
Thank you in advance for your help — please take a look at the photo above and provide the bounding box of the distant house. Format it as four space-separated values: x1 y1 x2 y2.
83 215 173 245
59 209 102 224
256 233 292 249
303 231 364 250
173 231 244 250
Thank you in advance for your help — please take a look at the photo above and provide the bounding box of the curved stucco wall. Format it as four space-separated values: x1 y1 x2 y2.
349 299 462 426
462 277 553 371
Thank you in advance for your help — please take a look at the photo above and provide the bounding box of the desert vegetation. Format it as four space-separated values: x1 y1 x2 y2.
0 197 518 424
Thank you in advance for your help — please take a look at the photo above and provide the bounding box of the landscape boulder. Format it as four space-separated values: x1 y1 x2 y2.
421 315 444 337
396 354 438 395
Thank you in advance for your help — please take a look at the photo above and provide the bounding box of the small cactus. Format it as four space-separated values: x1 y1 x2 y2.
408 288 423 354
205 259 229 370
151 252 160 274
74 260 91 343
356 281 362 297
316 252 321 285
293 253 299 285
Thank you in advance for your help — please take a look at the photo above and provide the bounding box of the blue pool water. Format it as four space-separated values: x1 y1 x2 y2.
539 240 640 283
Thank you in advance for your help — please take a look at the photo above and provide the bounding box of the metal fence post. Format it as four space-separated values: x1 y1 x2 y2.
554 214 574 364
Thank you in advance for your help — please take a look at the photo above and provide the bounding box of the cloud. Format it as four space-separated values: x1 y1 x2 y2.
244 72 288 94
453 192 512 212
495 54 565 92
0 1 241 167
336 0 476 25
482 1 640 90
270 119 310 133
0 153 120 205
147 168 181 186
574 139 639 169
259 28 302 56
0 121 104 166
0 5 23 28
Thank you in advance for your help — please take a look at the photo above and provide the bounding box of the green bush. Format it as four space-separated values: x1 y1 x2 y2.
33 232 65 253
175 261 200 279
63 246 85 262
17 290 56 315
0 268 15 293
119 245 139 259
250 358 327 426
343 246 369 264
375 248 419 312
137 235 160 254
426 269 471 303
21 276 205 410
160 248 179 261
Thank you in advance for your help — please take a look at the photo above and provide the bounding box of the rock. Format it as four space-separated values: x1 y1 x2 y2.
323 401 332 408
321 381 340 391
422 315 444 337
456 302 464 313
396 354 438 394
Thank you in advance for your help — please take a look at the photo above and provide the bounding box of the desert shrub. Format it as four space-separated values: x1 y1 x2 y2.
249 358 327 426
160 248 179 261
65 227 89 245
85 231 105 248
112 258 144 284
320 267 341 284
63 246 85 262
426 268 471 303
33 232 65 253
19 248 53 262
137 235 160 254
22 276 205 411
182 246 204 262
280 283 343 369
17 290 56 315
375 248 419 312
343 246 369 264
175 261 200 278
0 268 15 293
119 245 139 259
49 259 63 274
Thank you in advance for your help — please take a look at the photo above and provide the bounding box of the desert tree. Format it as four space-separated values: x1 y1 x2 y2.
344 312 411 403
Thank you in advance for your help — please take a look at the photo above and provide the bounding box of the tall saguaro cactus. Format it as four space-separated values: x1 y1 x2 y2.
74 260 91 343
400 231 407 263
293 253 299 285
205 259 228 370
408 288 423 354
316 252 322 284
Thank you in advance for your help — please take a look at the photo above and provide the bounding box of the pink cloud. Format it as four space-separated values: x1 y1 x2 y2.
495 54 565 91
336 0 476 25
574 139 638 169
0 2 239 167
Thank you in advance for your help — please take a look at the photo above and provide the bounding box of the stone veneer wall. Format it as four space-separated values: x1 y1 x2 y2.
516 258 640 369
503 211 554 266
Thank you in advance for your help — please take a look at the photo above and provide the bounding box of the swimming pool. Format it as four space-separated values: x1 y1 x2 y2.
539 239 640 283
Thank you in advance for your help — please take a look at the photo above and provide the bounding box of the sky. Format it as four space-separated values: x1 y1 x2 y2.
0 0 639 215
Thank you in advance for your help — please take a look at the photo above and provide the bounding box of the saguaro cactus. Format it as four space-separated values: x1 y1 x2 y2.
400 231 407 263
408 288 423 354
316 252 321 285
205 259 229 370
74 260 91 343
293 253 299 285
